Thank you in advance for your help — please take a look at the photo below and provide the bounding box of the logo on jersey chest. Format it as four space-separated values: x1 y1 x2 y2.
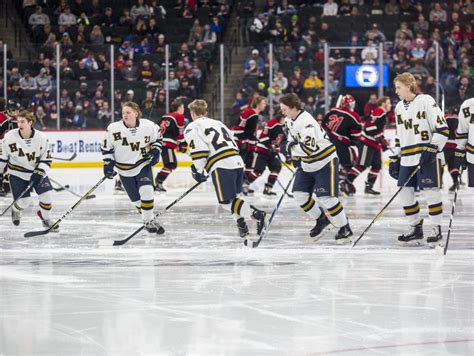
8 143 36 161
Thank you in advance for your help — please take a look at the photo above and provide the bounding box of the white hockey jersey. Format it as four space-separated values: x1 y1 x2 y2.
393 94 448 167
0 128 51 181
285 110 337 172
456 98 474 164
101 119 162 177
184 117 243 174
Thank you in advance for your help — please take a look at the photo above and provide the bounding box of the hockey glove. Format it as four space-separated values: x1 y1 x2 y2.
178 142 187 153
286 141 299 158
419 144 438 166
388 156 400 180
148 147 161 166
191 164 207 183
454 149 467 170
103 160 116 179
30 169 45 188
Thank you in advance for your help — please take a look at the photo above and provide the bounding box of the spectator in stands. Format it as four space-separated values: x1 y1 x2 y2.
244 49 264 71
35 68 52 92
119 8 133 27
71 0 88 17
430 2 447 23
168 71 180 91
385 0 400 15
244 60 260 77
366 24 386 43
363 94 378 117
58 6 76 27
304 95 319 117
126 90 135 103
19 70 37 90
155 33 167 53
131 0 152 23
394 31 411 52
408 59 430 79
286 77 303 96
237 0 255 44
327 72 339 97
138 60 155 83
150 0 167 19
232 91 246 115
395 22 414 41
356 0 369 16
178 78 196 100
121 59 138 81
463 0 474 15
210 16 223 42
414 15 429 37
410 39 426 61
339 0 352 16
101 7 116 27
91 90 107 113
277 0 296 16
323 0 338 16
35 105 48 129
29 6 50 31
72 105 86 129
77 11 91 26
97 102 112 128
274 71 288 92
303 71 323 91
188 21 203 46
370 0 384 15
279 43 296 63
8 67 21 84
90 25 105 45
194 41 212 64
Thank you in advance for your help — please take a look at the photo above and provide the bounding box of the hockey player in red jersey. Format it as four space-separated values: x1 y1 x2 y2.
443 107 462 191
0 98 14 197
231 96 266 184
321 94 362 195
344 96 391 195
154 97 187 192
245 113 286 196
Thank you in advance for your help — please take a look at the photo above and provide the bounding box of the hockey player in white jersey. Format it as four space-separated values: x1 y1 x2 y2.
455 98 474 187
101 101 164 234
279 93 353 243
184 99 266 239
390 72 449 247
0 110 56 228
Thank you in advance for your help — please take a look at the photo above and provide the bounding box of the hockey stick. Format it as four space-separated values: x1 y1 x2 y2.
352 165 421 248
110 180 203 246
52 184 69 192
49 177 96 200
51 152 77 161
442 167 464 255
0 181 35 216
24 175 108 238
245 171 297 248
275 178 294 198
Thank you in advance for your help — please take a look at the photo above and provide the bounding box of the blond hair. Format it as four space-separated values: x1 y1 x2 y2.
394 72 417 93
17 110 36 125
251 95 266 109
122 101 142 119
188 99 208 117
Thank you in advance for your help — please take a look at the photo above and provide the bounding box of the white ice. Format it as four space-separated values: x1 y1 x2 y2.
1 167 473 355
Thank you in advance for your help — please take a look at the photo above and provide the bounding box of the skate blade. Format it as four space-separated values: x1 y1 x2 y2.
428 240 443 249
398 239 425 247
336 237 352 245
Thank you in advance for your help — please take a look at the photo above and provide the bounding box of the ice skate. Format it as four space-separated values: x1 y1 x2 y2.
145 218 165 235
114 179 124 193
236 217 249 238
155 182 167 193
335 223 353 244
427 225 442 248
263 184 277 196
340 179 355 196
310 213 330 241
11 206 21 226
364 182 380 195
398 219 424 246
251 206 267 235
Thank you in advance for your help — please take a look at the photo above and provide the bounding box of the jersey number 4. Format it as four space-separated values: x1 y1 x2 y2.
205 127 236 150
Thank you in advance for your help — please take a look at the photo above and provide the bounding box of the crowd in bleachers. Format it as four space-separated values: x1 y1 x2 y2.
233 0 473 123
1 0 235 129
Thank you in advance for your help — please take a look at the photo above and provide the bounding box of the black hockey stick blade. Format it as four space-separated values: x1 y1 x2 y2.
112 181 202 246
51 152 77 161
24 176 108 238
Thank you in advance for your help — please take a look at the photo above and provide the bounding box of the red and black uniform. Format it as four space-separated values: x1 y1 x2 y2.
321 107 362 180
0 111 11 195
246 118 285 191
231 107 259 179
155 111 186 186
347 107 387 188
443 113 461 186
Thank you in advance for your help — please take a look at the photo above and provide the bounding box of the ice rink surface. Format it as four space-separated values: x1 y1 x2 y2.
1 168 473 355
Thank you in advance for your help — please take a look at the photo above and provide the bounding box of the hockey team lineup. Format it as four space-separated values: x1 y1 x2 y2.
0 72 473 252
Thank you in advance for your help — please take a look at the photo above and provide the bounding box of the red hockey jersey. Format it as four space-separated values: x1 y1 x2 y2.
158 112 186 149
359 107 387 150
322 107 362 146
255 118 285 154
231 108 259 147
